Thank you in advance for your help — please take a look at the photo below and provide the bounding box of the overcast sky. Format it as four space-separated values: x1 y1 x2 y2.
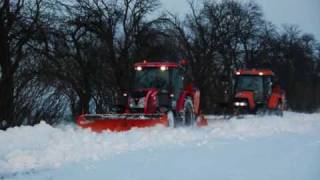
161 0 320 40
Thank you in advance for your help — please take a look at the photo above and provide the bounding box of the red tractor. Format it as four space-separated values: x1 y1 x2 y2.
77 60 207 132
232 69 286 116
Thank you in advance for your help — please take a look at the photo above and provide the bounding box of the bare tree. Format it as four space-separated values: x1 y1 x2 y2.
0 0 45 128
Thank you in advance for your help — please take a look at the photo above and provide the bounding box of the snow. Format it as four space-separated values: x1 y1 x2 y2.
0 112 320 180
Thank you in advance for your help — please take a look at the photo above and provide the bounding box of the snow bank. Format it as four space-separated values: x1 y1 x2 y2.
0 112 319 177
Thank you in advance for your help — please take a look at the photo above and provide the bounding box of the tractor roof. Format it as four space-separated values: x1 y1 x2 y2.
235 69 274 76
134 61 179 68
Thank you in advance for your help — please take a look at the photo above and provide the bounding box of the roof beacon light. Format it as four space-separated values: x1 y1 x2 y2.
259 72 264 76
160 65 168 71
136 66 142 71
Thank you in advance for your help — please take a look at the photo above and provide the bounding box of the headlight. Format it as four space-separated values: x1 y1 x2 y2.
129 97 145 108
234 101 248 107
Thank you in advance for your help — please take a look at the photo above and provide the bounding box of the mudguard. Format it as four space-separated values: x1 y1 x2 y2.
268 93 282 109
193 89 201 115
143 88 158 114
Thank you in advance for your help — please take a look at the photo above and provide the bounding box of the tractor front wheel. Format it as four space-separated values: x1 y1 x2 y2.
167 111 176 128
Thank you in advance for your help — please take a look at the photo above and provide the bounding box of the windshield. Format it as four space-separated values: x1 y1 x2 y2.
235 76 263 93
134 68 170 90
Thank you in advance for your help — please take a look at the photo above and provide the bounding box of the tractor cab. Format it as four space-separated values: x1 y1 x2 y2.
125 61 193 114
133 61 185 99
233 69 285 115
234 70 273 103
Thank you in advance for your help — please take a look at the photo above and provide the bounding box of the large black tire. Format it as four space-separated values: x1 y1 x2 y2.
256 109 266 116
275 102 283 117
266 102 283 116
182 98 196 126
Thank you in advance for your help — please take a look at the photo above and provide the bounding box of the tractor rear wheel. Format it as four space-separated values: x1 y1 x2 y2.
182 98 196 126
275 102 283 117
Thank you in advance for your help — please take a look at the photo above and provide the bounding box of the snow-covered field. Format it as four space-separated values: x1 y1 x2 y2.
1 112 320 180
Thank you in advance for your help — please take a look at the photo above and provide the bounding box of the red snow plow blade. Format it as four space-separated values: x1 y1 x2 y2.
77 114 168 132
77 113 208 132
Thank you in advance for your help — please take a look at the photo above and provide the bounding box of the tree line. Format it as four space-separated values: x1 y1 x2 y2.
0 0 319 129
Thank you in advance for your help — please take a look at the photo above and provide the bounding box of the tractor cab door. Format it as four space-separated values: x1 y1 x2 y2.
263 76 273 99
170 68 183 99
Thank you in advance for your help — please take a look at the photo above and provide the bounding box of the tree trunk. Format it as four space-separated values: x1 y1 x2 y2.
79 93 90 115
0 41 14 129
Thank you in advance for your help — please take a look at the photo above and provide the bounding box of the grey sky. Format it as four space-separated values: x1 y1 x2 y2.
161 0 320 40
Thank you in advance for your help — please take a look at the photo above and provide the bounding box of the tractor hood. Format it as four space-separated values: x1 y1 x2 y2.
129 88 159 114
130 88 160 99
234 91 255 110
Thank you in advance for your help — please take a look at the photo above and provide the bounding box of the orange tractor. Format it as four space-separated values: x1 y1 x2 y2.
232 69 286 116
77 60 207 132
